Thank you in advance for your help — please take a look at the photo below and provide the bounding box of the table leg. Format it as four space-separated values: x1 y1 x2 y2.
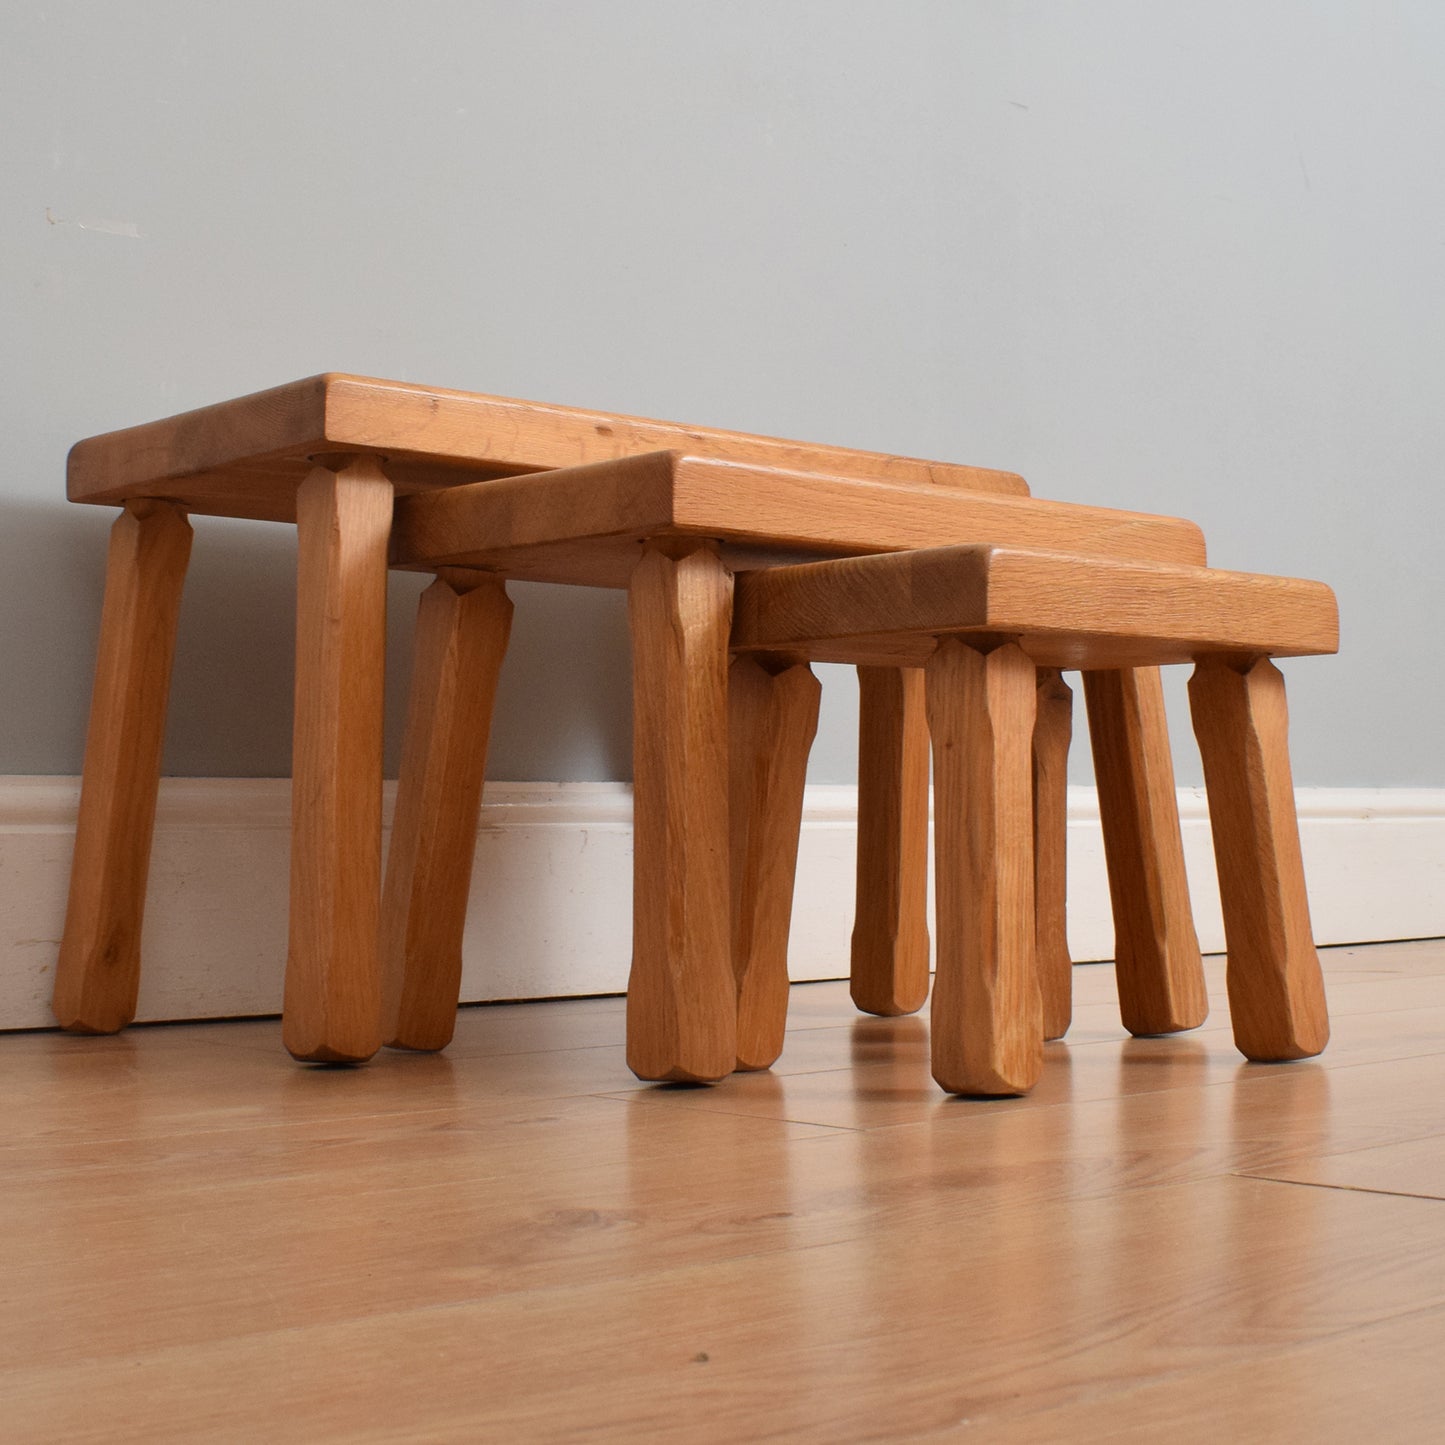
850 667 931 1017
1034 666 1074 1041
284 456 392 1064
54 501 192 1033
729 654 820 1071
382 572 513 1051
1189 656 1329 1061
926 639 1042 1096
1083 667 1209 1036
627 540 735 1083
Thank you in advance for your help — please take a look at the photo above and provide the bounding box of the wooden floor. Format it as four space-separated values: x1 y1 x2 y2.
6 940 1445 1442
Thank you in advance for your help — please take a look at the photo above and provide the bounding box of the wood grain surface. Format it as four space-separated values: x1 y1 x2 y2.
53 501 193 1034
925 640 1042 1095
283 457 392 1064
730 543 1336 669
626 542 736 1083
391 455 1208 589
729 656 821 1071
1084 667 1210 1037
1189 656 1330 1062
66 373 1027 517
382 573 513 1052
849 667 931 1018
7 940 1440 1442
1033 667 1075 1042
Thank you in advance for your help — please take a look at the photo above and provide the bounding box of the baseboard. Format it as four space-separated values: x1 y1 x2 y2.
2 778 1442 1029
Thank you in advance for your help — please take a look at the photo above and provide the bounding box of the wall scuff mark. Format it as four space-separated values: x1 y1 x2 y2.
44 208 142 238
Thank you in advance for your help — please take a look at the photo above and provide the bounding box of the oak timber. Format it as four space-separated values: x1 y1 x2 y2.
1084 668 1210 1037
1033 667 1075 1041
390 452 1208 588
849 668 932 1018
732 542 1338 1079
925 640 1043 1095
626 542 735 1084
382 573 514 1052
729 543 1337 668
729 656 821 1072
66 373 1028 520
53 501 193 1033
283 458 392 1064
1189 656 1331 1061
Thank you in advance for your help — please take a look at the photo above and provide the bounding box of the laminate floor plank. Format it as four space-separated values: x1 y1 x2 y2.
604 1000 1445 1133
1306 938 1445 976
0 1098 850 1375
964 1301 1445 1442
1241 1131 1445 1202
4 939 1445 1441
6 1175 1444 1443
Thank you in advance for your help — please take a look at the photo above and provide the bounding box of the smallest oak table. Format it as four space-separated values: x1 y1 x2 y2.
726 542 1339 1093
58 374 1202 1068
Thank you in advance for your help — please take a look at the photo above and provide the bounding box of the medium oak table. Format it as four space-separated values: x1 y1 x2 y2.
58 374 1208 1067
384 450 1212 1080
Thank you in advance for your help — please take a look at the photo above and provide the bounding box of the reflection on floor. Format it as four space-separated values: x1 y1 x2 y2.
6 939 1445 1440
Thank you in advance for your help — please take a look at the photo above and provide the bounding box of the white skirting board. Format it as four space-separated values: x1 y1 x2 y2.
1 778 1442 1029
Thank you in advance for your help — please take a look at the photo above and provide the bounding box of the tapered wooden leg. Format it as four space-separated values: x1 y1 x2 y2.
729 655 821 1071
1083 667 1209 1036
626 541 735 1083
382 572 513 1052
1034 667 1074 1042
53 501 193 1033
850 667 931 1017
1189 656 1329 1061
284 456 392 1064
926 640 1042 1096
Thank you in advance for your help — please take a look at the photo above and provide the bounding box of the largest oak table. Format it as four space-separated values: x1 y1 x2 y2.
58 374 1209 1070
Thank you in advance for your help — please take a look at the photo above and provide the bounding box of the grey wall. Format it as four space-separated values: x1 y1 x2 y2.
4 1 1441 786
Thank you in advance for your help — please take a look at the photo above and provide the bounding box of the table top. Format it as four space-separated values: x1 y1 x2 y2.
389 452 1208 589
729 544 1338 671
67 373 1029 523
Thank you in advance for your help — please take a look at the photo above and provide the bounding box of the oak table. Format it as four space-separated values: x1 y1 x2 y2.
384 450 1210 1081
729 543 1338 1092
59 374 1207 1067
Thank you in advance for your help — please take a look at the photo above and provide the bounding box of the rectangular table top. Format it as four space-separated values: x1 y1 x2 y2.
730 544 1338 671
389 452 1207 589
67 373 1029 523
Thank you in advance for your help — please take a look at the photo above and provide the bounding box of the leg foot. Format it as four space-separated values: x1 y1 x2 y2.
54 501 192 1033
730 655 820 1071
382 573 513 1052
1034 667 1074 1041
926 640 1041 1096
1083 667 1208 1036
850 667 931 1017
627 542 735 1083
1189 656 1329 1061
285 457 392 1064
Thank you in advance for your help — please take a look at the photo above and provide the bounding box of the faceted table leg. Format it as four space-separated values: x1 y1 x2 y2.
850 666 931 1017
926 639 1042 1097
284 456 392 1064
1083 667 1209 1036
626 541 735 1083
1189 656 1329 1061
383 572 513 1052
729 654 820 1071
1034 667 1074 1042
54 500 193 1033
